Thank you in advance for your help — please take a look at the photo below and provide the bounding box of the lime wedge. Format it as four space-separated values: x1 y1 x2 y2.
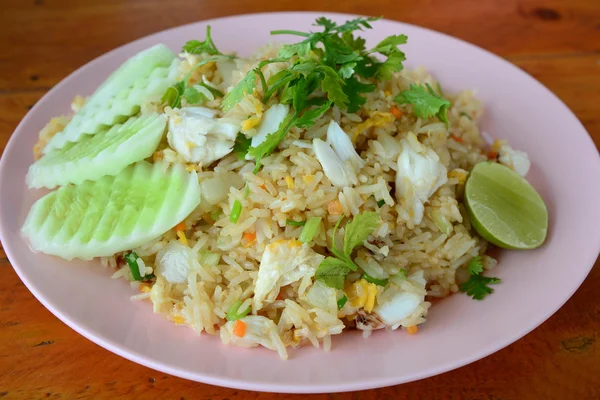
465 162 548 249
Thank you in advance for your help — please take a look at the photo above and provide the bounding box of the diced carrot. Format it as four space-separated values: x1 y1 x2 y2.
488 151 498 160
243 231 256 243
406 325 419 335
389 105 403 118
260 184 267 190
327 200 343 215
233 320 247 337
174 221 187 232
450 134 463 143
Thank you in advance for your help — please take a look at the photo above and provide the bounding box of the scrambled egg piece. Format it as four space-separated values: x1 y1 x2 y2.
313 121 365 188
155 240 194 283
346 279 378 313
253 240 324 311
167 106 238 165
396 132 448 225
498 143 531 176
351 111 395 141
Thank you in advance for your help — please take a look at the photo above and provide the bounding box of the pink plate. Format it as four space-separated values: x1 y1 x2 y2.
1 12 599 393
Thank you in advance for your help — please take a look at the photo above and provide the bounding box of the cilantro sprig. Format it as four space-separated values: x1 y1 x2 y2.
218 16 408 172
394 83 451 124
182 26 223 56
315 212 381 289
459 256 501 300
162 26 234 109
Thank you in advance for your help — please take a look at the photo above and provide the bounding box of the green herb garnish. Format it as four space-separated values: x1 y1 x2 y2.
459 256 501 300
315 212 381 289
394 83 451 125
124 252 153 281
182 26 222 56
233 133 252 160
219 16 408 172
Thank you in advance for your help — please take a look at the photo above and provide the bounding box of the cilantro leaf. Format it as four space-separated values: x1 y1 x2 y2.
295 100 332 129
221 72 257 113
343 212 380 256
317 65 349 108
341 31 366 52
197 82 224 98
459 275 501 300
370 34 408 55
182 26 222 55
331 16 380 33
343 76 376 113
459 256 500 300
314 17 337 31
376 51 406 80
467 256 484 275
315 257 352 289
233 133 251 160
316 212 380 289
161 81 185 108
394 83 451 124
183 86 208 105
162 56 225 108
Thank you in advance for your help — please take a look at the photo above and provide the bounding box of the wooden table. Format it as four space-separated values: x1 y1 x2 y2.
1 0 599 398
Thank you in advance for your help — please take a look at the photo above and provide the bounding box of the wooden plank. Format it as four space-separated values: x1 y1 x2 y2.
1 0 599 91
0 1 599 398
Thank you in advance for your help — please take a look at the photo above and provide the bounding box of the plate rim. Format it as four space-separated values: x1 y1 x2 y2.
1 11 599 393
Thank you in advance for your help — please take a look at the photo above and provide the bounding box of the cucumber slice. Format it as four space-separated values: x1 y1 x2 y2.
21 162 201 260
27 113 167 189
43 44 180 153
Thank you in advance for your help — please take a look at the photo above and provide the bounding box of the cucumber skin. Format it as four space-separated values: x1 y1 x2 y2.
27 114 167 189
43 44 179 154
21 162 201 260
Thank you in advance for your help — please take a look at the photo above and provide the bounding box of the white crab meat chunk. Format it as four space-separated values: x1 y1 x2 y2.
498 143 531 176
167 106 239 165
313 120 365 187
373 271 427 327
155 240 194 283
220 316 288 359
396 132 448 225
250 104 290 148
253 239 324 311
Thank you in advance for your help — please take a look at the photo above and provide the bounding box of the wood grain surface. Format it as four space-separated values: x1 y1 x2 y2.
1 0 599 399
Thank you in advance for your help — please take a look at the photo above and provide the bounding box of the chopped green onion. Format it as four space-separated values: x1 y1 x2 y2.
362 273 389 286
299 216 322 243
431 209 453 235
376 199 385 208
286 219 306 227
337 294 348 310
230 200 242 223
125 252 142 281
226 299 250 321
